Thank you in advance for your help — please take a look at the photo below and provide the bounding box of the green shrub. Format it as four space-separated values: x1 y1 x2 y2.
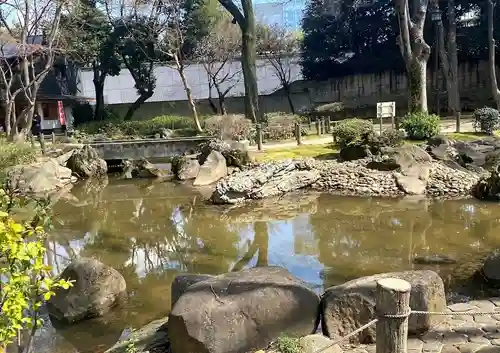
0 140 38 171
274 336 302 353
331 118 373 147
78 115 201 138
262 114 304 141
204 114 254 141
473 107 500 135
401 112 441 140
378 129 405 147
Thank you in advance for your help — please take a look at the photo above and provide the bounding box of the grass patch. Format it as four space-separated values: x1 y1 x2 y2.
0 139 38 177
252 143 338 162
445 131 500 141
273 336 302 353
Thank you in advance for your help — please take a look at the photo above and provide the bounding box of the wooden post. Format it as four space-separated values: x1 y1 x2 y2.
256 123 263 151
51 131 56 144
38 133 46 156
295 122 302 145
315 119 320 135
376 278 411 353
325 116 331 133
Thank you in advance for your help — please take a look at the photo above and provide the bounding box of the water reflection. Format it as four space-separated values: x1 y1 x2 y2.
38 179 500 352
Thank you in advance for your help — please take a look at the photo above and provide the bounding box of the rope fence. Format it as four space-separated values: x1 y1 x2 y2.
313 278 500 353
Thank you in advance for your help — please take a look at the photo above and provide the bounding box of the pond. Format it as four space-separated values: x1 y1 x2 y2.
32 178 500 353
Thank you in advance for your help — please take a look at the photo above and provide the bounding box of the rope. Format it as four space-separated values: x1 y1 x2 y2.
314 319 378 353
312 307 500 353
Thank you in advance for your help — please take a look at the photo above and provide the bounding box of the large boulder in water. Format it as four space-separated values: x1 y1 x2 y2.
473 169 500 201
321 270 446 343
168 267 320 353
66 145 107 178
481 250 500 284
368 144 433 171
171 156 200 180
4 158 76 196
193 150 228 186
199 139 250 168
47 257 127 323
211 159 320 204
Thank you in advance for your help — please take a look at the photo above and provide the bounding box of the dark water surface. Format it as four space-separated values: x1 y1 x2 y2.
32 178 500 353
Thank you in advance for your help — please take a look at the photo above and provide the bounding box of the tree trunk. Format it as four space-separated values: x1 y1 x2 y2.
177 60 203 132
3 100 12 136
94 81 106 121
124 91 153 121
283 83 295 114
393 0 430 113
208 97 219 114
407 57 429 113
241 0 260 123
447 0 460 131
218 94 227 115
487 0 500 108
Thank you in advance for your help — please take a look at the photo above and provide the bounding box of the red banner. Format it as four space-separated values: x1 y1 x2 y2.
57 101 66 125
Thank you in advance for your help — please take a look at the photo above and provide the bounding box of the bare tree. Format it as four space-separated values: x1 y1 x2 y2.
487 0 500 108
393 0 431 112
430 0 461 130
218 0 261 122
197 17 241 115
258 25 300 114
162 1 204 132
0 0 65 140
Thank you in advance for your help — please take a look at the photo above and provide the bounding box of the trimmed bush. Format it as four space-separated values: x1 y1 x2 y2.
331 118 373 147
473 107 500 135
78 115 201 138
204 114 254 141
262 113 305 141
401 112 441 140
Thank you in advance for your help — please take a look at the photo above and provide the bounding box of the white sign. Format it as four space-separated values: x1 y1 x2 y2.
377 101 396 118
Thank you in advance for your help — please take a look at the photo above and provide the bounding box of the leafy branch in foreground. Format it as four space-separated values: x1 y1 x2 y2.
0 189 73 353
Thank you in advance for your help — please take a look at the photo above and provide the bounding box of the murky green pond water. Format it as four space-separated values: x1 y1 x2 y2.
32 178 500 353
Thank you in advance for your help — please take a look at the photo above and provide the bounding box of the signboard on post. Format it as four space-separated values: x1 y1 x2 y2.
376 101 396 132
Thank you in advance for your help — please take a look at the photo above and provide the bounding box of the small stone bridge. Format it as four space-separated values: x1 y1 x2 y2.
86 137 211 160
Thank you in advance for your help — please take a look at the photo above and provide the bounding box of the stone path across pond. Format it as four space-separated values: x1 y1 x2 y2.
342 298 500 353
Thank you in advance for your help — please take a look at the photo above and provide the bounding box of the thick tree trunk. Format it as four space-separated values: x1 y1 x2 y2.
447 0 460 131
93 81 106 121
407 57 429 113
394 0 430 113
241 30 259 122
208 97 219 114
487 0 500 109
124 91 153 121
177 61 203 132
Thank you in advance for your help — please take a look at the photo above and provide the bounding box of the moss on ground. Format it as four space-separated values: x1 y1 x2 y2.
252 143 338 162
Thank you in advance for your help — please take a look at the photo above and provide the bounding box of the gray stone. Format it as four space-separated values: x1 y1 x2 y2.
469 337 491 345
394 173 426 195
476 346 500 353
212 159 320 204
66 145 107 178
170 274 214 308
104 317 168 353
471 301 497 312
321 270 446 344
474 316 498 325
457 343 489 353
168 267 320 353
449 303 479 312
482 251 500 283
442 345 462 353
47 257 127 323
299 334 341 353
423 341 444 353
177 158 200 180
193 150 228 186
443 332 469 345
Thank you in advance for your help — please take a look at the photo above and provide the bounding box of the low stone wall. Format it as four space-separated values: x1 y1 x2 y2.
87 137 211 160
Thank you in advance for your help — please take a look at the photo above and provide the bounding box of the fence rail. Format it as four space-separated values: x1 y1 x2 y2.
313 278 500 353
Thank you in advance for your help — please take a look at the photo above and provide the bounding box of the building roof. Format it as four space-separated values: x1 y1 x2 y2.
77 58 303 105
0 35 44 59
